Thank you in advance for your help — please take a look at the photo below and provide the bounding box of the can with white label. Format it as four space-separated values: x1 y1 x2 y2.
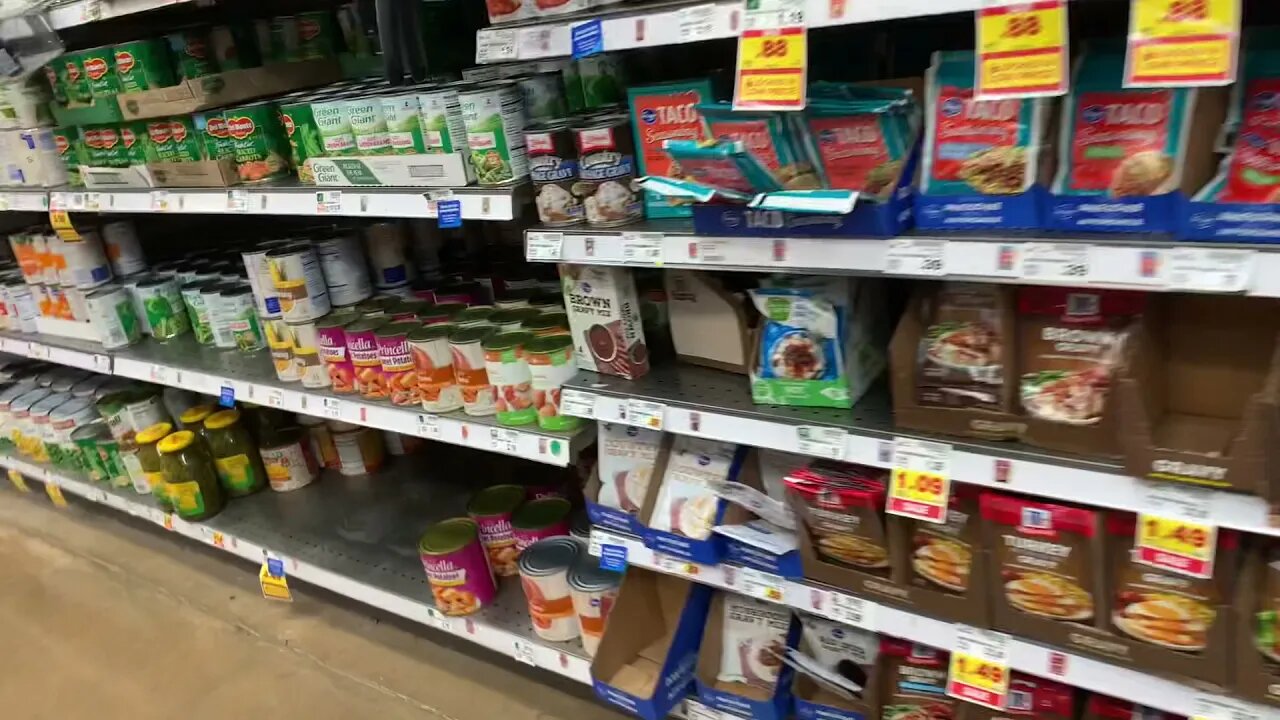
5 282 36 333
100 220 146 276
217 285 266 353
85 284 141 349
241 240 291 318
267 243 331 322
265 317 298 382
60 229 112 289
363 222 415 289
315 234 372 307
120 273 152 335
288 319 329 388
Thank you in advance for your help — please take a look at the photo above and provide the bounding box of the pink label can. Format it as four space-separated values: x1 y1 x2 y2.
316 313 356 394
344 317 387 400
512 497 572 552
419 518 497 616
467 485 525 577
374 321 421 406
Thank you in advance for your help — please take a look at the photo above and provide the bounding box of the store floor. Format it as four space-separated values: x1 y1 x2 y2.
0 489 623 720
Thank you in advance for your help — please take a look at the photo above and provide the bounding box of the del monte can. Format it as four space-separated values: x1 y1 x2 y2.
81 46 120 99
113 39 176 92
224 102 290 183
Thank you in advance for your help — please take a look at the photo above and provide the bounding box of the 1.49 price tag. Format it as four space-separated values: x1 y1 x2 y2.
1135 514 1217 578
947 626 1012 710
887 437 952 524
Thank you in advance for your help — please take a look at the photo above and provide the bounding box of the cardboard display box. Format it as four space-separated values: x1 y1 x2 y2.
590 569 713 720
791 634 882 720
1117 294 1280 496
81 159 241 189
310 151 475 187
694 592 800 720
1233 545 1280 707
636 441 754 564
666 270 753 375
115 59 343 120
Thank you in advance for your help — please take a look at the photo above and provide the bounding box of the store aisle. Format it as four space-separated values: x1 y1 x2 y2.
0 491 621 720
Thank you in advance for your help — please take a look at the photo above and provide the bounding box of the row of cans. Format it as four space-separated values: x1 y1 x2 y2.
8 220 145 289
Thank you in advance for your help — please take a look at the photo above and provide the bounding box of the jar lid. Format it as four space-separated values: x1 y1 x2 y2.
180 404 215 425
512 497 571 530
517 536 580 577
419 517 479 555
157 429 194 454
407 323 455 342
567 550 623 592
346 316 389 334
374 321 423 338
204 409 241 431
449 325 497 344
524 334 572 354
481 331 533 352
136 422 173 445
467 484 526 517
522 312 568 331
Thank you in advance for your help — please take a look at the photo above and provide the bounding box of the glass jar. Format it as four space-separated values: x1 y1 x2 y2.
178 403 215 434
203 408 267 497
157 429 225 521
133 421 174 509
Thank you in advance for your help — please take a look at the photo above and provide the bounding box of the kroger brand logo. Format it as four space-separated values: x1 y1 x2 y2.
831 627 845 639
941 97 964 117
580 281 592 294
697 454 711 466
1083 105 1106 124
641 108 658 124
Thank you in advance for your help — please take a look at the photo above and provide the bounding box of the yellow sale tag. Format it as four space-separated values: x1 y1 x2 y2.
947 652 1010 709
1125 0 1240 87
48 209 81 241
734 27 807 110
976 1 1069 98
886 438 952 524
45 482 67 508
7 468 29 493
1135 513 1216 578
259 562 293 602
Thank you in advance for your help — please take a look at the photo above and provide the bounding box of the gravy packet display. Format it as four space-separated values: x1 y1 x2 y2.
717 594 791 691
908 485 978 595
597 421 662 514
966 673 1074 720
792 613 878 697
648 436 738 540
917 283 1008 411
922 50 1048 196
1052 47 1195 198
785 461 890 573
1107 513 1228 653
981 492 1099 625
1017 288 1143 426
878 639 955 720
627 80 716 219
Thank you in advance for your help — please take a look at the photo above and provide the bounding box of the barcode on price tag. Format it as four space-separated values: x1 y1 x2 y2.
622 233 664 265
489 428 520 455
885 239 947 276
322 397 343 419
624 399 664 430
796 425 847 460
476 28 518 63
1022 243 1090 283
417 414 441 439
559 388 595 418
263 388 284 408
525 232 563 261
316 191 341 214
1166 248 1254 293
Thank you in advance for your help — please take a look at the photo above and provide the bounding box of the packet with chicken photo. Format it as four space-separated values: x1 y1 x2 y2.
785 461 890 574
916 283 1009 412
907 485 979 596
878 639 955 720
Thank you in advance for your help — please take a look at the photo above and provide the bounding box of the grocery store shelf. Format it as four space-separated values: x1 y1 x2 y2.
476 0 985 63
0 331 593 467
586 528 1266 718
3 184 526 221
0 451 592 683
563 365 1280 537
45 0 196 29
528 224 1280 297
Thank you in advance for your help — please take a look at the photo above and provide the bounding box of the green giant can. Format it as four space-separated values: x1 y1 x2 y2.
311 98 357 156
113 39 176 92
223 102 291 183
347 94 391 155
382 93 427 155
278 99 324 183
167 29 220 80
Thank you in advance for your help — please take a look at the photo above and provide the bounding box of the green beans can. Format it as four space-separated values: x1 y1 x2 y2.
120 121 157 165
458 82 529 185
167 29 220 80
71 421 111 483
312 98 357 156
81 125 129 168
278 99 324 182
86 284 141 349
135 276 190 341
57 51 92 104
224 102 291 183
180 280 215 345
416 87 468 154
193 111 234 161
347 94 392 155
113 39 175 93
296 11 338 60
382 93 427 155
81 46 120 99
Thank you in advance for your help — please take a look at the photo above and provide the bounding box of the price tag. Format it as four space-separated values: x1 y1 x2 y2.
1192 695 1262 720
599 543 628 572
488 428 520 455
79 0 102 22
655 553 700 576
7 468 28 492
885 238 947 276
731 566 785 602
316 190 342 214
622 232 664 265
1021 243 1090 282
1166 247 1254 293
734 0 807 111
45 481 68 508
84 192 100 211
571 18 604 59
260 552 293 602
512 638 538 666
49 192 66 211
1125 0 1240 87
975 0 1069 99
416 413 441 439
947 626 1012 710
559 388 595 418
219 383 235 407
262 388 284 408
796 425 847 460
624 399 664 430
226 189 250 212
148 364 171 384
475 28 518 63
680 4 719 41
1135 509 1217 578
49 208 81 241
26 342 48 360
829 591 873 628
588 528 628 557
322 397 343 419
525 232 564 261
424 607 455 632
887 437 952 523
150 190 171 212
0 193 11 211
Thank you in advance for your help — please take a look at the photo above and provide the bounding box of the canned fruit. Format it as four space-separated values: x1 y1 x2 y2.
113 39 176 92
266 244 331 322
167 30 220 80
290 321 329 388
265 318 298 382
483 331 536 426
225 103 291 182
279 101 324 183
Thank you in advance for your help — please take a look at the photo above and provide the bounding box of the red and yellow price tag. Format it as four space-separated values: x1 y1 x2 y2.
7 468 28 493
48 209 81 241
887 437 952 523
45 481 67 508
947 626 1011 710
976 1 1069 99
734 27 807 110
1135 513 1216 578
1125 0 1240 87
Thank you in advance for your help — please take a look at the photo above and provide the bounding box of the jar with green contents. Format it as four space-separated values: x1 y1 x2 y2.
134 422 174 508
179 404 215 434
203 409 266 497
158 430 226 521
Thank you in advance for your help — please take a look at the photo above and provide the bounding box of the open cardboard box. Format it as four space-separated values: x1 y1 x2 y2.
982 497 1237 688
115 60 343 120
310 152 475 187
1118 294 1280 496
792 664 879 720
637 441 754 564
1232 544 1280 707
786 485 991 627
694 592 799 720
666 270 753 375
590 568 713 720
584 428 673 537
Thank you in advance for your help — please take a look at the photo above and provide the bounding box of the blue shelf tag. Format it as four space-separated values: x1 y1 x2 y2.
571 19 603 59
437 199 462 229
266 556 285 578
219 385 235 407
600 544 628 572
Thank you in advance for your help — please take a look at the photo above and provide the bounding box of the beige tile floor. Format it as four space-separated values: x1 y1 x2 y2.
0 487 624 720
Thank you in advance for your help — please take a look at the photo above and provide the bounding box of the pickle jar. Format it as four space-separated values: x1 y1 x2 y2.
157 430 226 521
133 421 174 509
203 408 267 497
179 403 216 435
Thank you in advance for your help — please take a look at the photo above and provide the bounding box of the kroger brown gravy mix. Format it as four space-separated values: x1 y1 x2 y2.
559 264 650 379
917 283 1008 411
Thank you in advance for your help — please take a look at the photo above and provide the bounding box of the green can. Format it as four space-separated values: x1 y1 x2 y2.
192 111 234 160
224 102 291 183
146 117 204 163
113 38 176 93
209 25 246 71
136 276 190 341
58 51 92 105
382 93 427 155
50 126 85 186
279 100 324 183
81 125 130 168
416 87 469 154
347 94 392 155
269 16 301 63
180 280 215 345
71 421 111 483
311 98 357 156
42 64 67 105
230 22 264 68
296 11 338 60
120 121 157 165
167 29 220 80
80 46 120 99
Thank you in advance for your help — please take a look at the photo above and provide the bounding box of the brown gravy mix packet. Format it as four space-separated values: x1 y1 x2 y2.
908 486 978 596
1017 287 1143 425
981 492 1098 625
1108 513 1227 654
966 673 1074 720
785 461 890 575
917 283 1008 411
878 639 955 720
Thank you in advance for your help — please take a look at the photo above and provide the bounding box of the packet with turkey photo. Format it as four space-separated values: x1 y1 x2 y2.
646 438 744 563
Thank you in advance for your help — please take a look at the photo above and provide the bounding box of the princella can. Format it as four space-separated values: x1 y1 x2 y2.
85 285 141 349
346 317 387 399
408 323 462 413
316 312 356 394
459 82 529 186
267 243 331 322
419 518 496 616
374 321 419 406
101 220 147 276
289 320 329 389
315 234 372 307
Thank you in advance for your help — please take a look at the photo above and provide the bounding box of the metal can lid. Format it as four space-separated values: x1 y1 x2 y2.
517 536 580 577
512 497 571 530
373 320 422 338
567 550 623 592
523 333 573 355
418 517 479 555
449 325 497 345
345 316 389 334
481 330 533 352
407 323 455 342
467 484 526 517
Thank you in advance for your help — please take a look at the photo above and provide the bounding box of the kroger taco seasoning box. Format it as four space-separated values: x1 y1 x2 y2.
1052 48 1195 198
627 79 714 219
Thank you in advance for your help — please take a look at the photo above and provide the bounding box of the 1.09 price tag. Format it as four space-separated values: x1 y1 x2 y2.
887 437 951 524
1135 513 1217 578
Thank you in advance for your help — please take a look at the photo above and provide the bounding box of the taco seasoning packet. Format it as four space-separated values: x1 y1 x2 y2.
878 639 955 720
922 50 1048 196
908 485 979 596
648 436 738 540
785 461 890 574
1218 29 1280 151
1017 288 1144 427
626 80 716 219
596 421 662 514
699 104 821 190
717 594 791 692
1052 47 1196 198
657 138 782 199
1108 512 1229 653
1203 41 1280 204
916 282 1010 412
799 98 912 197
981 492 1100 625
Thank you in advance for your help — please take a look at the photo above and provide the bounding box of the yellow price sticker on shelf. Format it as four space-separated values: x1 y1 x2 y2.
734 27 808 110
7 468 28 493
260 554 293 602
48 209 81 241
1135 513 1217 578
947 626 1011 710
1125 0 1240 87
45 482 67 508
886 438 952 523
975 0 1069 98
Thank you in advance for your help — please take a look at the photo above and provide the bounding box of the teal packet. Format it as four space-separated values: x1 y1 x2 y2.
797 98 911 196
698 103 820 189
